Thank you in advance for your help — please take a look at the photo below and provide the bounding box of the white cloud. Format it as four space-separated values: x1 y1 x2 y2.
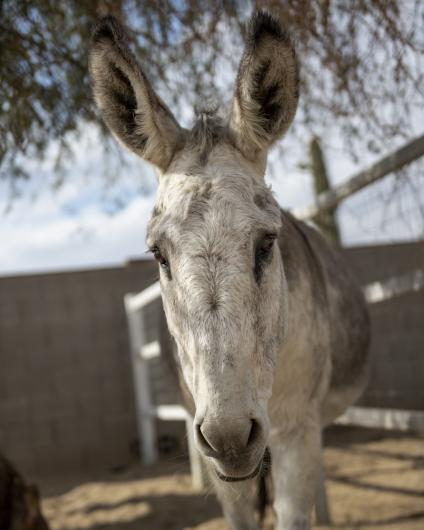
0 124 159 276
1 190 157 275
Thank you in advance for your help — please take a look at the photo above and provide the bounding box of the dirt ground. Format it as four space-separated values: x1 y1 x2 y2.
40 427 424 530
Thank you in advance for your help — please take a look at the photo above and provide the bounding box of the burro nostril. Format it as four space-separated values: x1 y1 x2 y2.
195 417 262 457
196 422 220 454
247 418 261 447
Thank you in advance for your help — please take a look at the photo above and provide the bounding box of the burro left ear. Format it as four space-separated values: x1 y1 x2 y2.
88 16 184 172
229 10 299 159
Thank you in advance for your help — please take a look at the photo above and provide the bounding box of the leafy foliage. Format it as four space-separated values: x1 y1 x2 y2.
1 0 423 187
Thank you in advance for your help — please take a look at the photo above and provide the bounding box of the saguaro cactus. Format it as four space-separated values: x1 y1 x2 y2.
310 137 341 244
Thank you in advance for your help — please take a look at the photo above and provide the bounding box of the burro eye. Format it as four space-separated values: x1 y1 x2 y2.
150 246 171 276
258 233 277 255
254 233 277 282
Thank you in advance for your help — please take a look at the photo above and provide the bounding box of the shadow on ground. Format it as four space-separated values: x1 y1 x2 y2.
41 427 424 530
62 492 221 530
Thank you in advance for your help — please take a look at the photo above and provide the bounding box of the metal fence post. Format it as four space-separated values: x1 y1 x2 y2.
124 294 157 465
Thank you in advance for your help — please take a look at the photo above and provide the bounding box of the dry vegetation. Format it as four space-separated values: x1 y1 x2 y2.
1 1 423 183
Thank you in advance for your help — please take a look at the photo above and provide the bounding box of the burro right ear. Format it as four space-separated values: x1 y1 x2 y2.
88 16 183 172
229 10 299 159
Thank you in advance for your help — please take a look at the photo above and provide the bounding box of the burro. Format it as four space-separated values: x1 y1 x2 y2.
89 10 370 530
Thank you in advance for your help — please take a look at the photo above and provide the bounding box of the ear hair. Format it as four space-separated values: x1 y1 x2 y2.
89 16 184 171
229 10 299 159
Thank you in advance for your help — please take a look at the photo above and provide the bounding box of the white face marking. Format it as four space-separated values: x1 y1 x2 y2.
147 144 288 454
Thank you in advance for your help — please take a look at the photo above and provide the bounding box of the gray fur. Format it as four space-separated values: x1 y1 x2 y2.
89 10 369 530
229 10 299 159
187 111 228 165
88 16 184 171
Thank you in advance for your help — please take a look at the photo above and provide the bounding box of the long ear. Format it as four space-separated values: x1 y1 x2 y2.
229 10 299 159
89 16 184 172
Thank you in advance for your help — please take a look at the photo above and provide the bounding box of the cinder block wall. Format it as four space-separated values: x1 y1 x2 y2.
0 261 157 478
344 241 424 411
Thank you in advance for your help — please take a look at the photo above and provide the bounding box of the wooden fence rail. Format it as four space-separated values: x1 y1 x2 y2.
294 133 424 221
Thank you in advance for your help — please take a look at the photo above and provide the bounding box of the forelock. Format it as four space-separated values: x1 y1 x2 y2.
185 108 229 165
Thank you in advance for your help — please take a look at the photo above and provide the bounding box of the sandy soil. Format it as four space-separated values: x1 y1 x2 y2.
41 427 424 530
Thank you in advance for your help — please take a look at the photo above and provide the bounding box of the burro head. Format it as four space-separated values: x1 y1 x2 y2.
89 10 299 481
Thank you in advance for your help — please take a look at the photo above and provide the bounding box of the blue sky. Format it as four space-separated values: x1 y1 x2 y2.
2 11 424 278
0 1 424 275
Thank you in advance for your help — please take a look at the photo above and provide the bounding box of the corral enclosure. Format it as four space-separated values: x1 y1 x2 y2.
0 241 423 481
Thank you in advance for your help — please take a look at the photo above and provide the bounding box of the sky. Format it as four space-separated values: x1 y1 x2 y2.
1 6 424 278
1 120 423 278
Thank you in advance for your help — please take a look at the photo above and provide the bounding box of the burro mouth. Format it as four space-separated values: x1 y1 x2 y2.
215 447 271 483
